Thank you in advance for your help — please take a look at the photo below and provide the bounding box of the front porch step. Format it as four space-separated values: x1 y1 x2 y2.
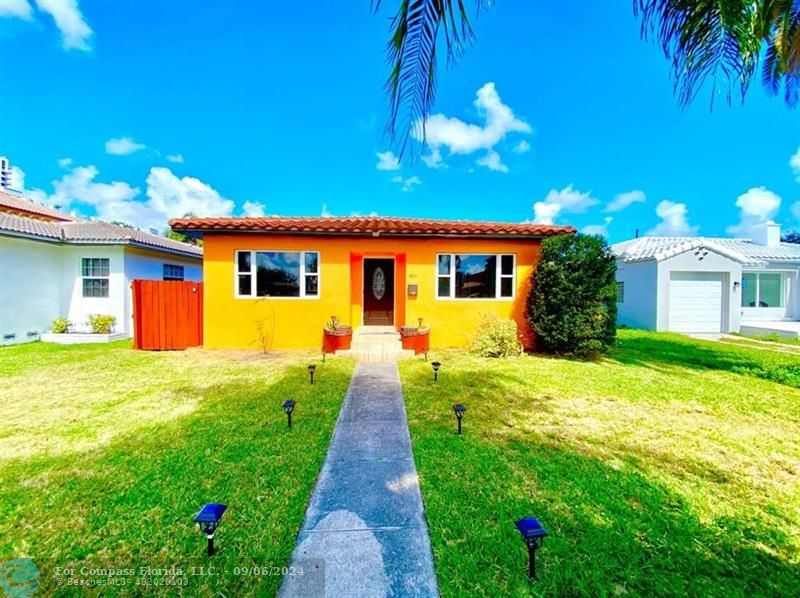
336 326 416 362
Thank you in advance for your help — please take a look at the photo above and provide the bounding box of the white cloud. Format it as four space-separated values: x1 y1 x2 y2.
166 153 185 164
605 189 646 213
583 217 613 236
532 184 599 225
242 201 265 217
475 149 508 173
321 203 332 218
0 0 33 19
391 175 422 192
105 136 146 156
28 164 235 231
414 82 531 172
726 186 781 237
57 157 72 168
35 0 92 51
790 147 800 181
376 150 400 171
646 200 699 236
792 201 800 221
512 140 530 154
421 147 445 169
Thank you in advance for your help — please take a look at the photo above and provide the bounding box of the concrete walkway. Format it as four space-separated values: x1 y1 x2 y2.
280 363 439 598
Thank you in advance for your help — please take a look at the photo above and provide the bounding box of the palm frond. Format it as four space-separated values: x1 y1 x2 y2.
374 0 485 155
635 0 759 108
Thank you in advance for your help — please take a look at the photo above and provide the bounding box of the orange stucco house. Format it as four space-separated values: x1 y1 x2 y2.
169 216 574 350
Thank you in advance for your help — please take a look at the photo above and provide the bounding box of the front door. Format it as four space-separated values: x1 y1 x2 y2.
363 258 394 325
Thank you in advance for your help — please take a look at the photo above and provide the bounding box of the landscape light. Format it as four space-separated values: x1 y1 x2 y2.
321 349 326 363
431 361 441 382
308 364 317 385
193 503 227 556
514 517 548 580
282 400 295 429
452 403 466 435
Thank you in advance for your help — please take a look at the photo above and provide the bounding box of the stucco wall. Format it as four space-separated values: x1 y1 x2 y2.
0 236 62 344
615 259 658 330
201 234 543 349
61 245 127 333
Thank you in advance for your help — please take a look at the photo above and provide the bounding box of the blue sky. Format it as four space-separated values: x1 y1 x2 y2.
1 1 799 242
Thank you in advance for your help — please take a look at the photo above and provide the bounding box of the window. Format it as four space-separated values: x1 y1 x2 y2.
436 253 515 299
81 258 109 298
741 272 785 308
235 250 319 298
616 281 625 303
163 264 185 281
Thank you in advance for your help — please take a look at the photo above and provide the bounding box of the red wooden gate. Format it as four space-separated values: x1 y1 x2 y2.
132 280 203 350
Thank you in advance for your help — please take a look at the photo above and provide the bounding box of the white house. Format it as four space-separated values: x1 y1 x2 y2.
612 222 800 337
0 191 202 345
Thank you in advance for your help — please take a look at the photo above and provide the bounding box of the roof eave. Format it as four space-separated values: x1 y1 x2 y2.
168 228 573 240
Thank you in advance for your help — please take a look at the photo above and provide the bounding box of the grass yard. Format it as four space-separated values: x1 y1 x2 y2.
0 341 354 595
400 330 800 597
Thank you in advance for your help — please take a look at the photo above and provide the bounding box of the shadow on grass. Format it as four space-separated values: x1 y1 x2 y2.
410 423 798 597
0 361 353 596
607 332 800 389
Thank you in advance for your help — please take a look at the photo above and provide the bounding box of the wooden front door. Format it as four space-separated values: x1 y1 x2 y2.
363 258 394 325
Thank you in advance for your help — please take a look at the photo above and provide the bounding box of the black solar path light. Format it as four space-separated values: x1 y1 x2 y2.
514 517 548 580
193 503 227 556
282 400 295 428
308 364 317 385
431 361 441 381
452 403 466 434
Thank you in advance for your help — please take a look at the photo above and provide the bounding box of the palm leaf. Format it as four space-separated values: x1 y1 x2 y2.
374 0 485 154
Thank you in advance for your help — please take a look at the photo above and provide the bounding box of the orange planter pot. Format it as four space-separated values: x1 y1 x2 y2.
323 329 352 354
401 329 430 355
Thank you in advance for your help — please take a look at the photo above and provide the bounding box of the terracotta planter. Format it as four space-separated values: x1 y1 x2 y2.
400 328 430 355
322 327 352 354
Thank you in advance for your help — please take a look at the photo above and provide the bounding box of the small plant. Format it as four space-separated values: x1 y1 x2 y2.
51 317 71 334
325 315 340 332
87 314 116 334
469 314 523 358
254 300 277 354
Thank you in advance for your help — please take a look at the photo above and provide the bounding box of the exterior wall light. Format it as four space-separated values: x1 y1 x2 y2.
308 364 317 385
452 403 466 434
283 400 295 428
514 517 548 580
193 503 227 556
431 361 441 382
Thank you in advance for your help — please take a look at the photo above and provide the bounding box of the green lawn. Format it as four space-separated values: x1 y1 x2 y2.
399 330 800 597
0 341 354 595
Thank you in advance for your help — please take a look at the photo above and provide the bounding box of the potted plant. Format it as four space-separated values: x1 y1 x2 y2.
400 317 430 356
322 315 352 354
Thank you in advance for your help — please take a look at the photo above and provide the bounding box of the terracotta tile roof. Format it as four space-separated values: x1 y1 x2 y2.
0 190 75 222
169 216 575 238
0 212 202 258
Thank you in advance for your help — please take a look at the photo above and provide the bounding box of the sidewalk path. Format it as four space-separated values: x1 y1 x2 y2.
279 362 439 598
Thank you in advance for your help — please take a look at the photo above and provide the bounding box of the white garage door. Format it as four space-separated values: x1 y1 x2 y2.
668 272 724 333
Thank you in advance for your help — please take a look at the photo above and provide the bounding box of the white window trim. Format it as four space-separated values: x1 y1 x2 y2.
616 281 625 303
81 257 110 298
741 271 790 309
435 253 516 301
234 250 320 300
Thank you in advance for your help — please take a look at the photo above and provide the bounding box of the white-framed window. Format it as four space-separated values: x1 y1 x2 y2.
741 272 786 308
235 250 320 298
81 258 110 298
163 264 185 281
616 281 625 303
436 253 515 299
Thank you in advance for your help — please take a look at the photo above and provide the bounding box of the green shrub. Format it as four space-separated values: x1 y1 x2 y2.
87 314 116 334
469 314 523 358
51 317 71 334
527 233 617 357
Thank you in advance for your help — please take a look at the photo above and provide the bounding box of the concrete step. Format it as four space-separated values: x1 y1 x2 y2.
336 348 416 362
350 340 403 352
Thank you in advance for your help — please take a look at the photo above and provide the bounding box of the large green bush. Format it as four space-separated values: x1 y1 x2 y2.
527 233 617 356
